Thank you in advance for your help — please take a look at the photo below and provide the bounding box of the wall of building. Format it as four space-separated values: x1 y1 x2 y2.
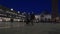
35 14 52 21
13 19 22 21
0 17 23 22
0 17 2 21
35 15 41 20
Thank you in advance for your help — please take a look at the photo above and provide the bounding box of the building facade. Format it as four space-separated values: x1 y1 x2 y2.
35 14 51 22
0 6 24 22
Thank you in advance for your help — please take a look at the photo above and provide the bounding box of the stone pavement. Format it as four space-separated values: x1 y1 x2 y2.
0 22 60 34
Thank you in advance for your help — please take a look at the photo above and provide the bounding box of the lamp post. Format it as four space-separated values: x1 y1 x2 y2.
9 8 14 28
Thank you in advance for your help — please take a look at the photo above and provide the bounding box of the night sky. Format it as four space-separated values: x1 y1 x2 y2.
0 0 60 14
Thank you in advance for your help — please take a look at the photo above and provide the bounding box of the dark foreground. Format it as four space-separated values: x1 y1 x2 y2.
0 22 60 34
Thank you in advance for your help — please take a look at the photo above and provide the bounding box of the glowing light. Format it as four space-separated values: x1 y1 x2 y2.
11 8 13 11
18 11 20 13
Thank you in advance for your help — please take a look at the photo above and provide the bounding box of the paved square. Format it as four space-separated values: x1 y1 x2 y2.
0 22 60 34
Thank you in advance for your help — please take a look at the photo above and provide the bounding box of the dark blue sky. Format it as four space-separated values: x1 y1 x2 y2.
0 0 60 14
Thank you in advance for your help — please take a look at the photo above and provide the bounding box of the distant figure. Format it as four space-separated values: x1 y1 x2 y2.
10 18 13 23
10 18 13 28
30 12 35 25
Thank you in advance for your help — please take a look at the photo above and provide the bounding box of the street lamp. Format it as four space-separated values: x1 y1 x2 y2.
11 8 13 11
18 11 20 13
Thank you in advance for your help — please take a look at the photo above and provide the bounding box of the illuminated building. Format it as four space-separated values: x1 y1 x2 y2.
0 5 24 21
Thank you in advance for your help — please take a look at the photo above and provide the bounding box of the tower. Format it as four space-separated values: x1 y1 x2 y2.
52 0 58 19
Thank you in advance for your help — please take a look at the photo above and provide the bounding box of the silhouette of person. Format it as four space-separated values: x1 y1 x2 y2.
10 18 13 28
30 12 35 25
10 18 13 23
